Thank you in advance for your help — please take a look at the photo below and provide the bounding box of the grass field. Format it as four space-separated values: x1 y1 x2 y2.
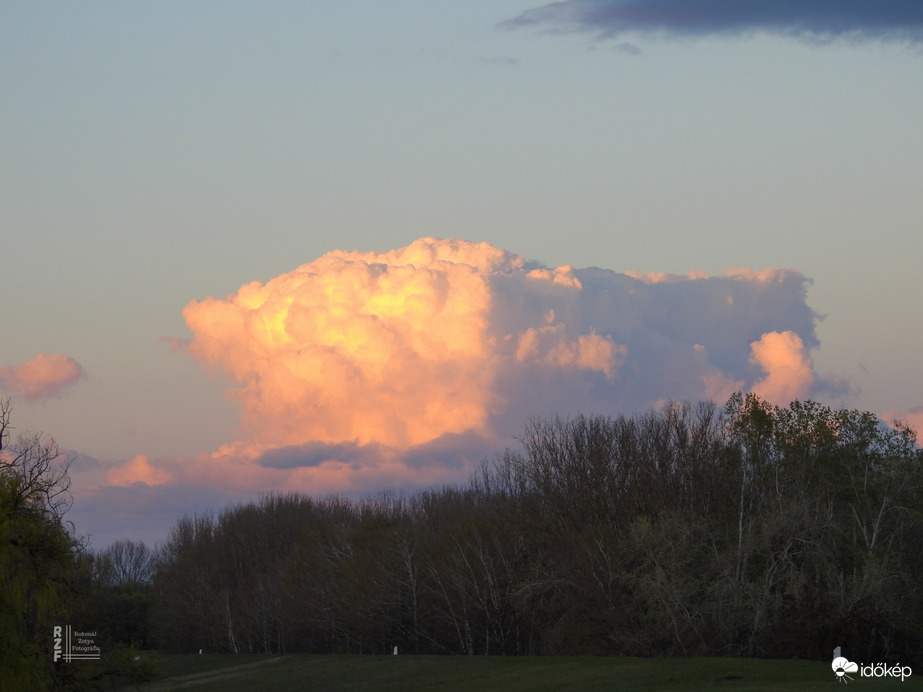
121 653 921 691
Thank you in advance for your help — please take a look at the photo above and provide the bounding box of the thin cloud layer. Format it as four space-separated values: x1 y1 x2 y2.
105 237 832 497
502 1 923 43
0 352 85 402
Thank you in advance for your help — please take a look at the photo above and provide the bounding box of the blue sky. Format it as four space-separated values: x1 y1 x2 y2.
2 1 921 546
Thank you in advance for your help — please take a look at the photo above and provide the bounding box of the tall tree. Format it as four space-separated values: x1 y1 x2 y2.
0 397 80 691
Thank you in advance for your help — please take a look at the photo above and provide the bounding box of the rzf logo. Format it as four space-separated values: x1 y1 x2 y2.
53 625 63 662
52 625 101 662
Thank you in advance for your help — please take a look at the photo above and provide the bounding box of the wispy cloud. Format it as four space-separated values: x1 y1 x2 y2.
0 352 85 403
501 1 923 44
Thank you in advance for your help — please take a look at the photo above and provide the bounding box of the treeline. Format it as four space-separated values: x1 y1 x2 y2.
8 391 916 689
148 394 923 661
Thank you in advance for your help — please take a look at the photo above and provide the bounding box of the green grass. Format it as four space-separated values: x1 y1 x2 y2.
121 653 922 692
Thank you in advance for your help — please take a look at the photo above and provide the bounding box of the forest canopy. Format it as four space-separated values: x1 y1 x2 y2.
147 394 922 661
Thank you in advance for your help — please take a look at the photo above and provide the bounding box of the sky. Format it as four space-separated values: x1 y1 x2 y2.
2 1 922 547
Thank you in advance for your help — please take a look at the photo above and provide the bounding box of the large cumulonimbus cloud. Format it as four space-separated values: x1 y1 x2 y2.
502 0 923 43
106 237 836 494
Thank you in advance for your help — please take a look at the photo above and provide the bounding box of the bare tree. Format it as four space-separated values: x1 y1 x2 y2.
0 396 73 522
96 539 157 586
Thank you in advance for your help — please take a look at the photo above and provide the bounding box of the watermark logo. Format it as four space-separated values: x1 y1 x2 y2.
831 647 912 684
832 652 859 683
52 625 101 662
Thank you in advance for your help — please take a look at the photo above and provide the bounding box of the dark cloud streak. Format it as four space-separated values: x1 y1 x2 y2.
501 0 923 43
258 441 379 469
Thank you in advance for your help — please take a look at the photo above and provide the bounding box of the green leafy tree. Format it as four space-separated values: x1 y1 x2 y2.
0 397 80 692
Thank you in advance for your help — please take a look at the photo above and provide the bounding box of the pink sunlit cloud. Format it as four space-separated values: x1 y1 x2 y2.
881 406 923 439
749 331 816 406
0 352 85 403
